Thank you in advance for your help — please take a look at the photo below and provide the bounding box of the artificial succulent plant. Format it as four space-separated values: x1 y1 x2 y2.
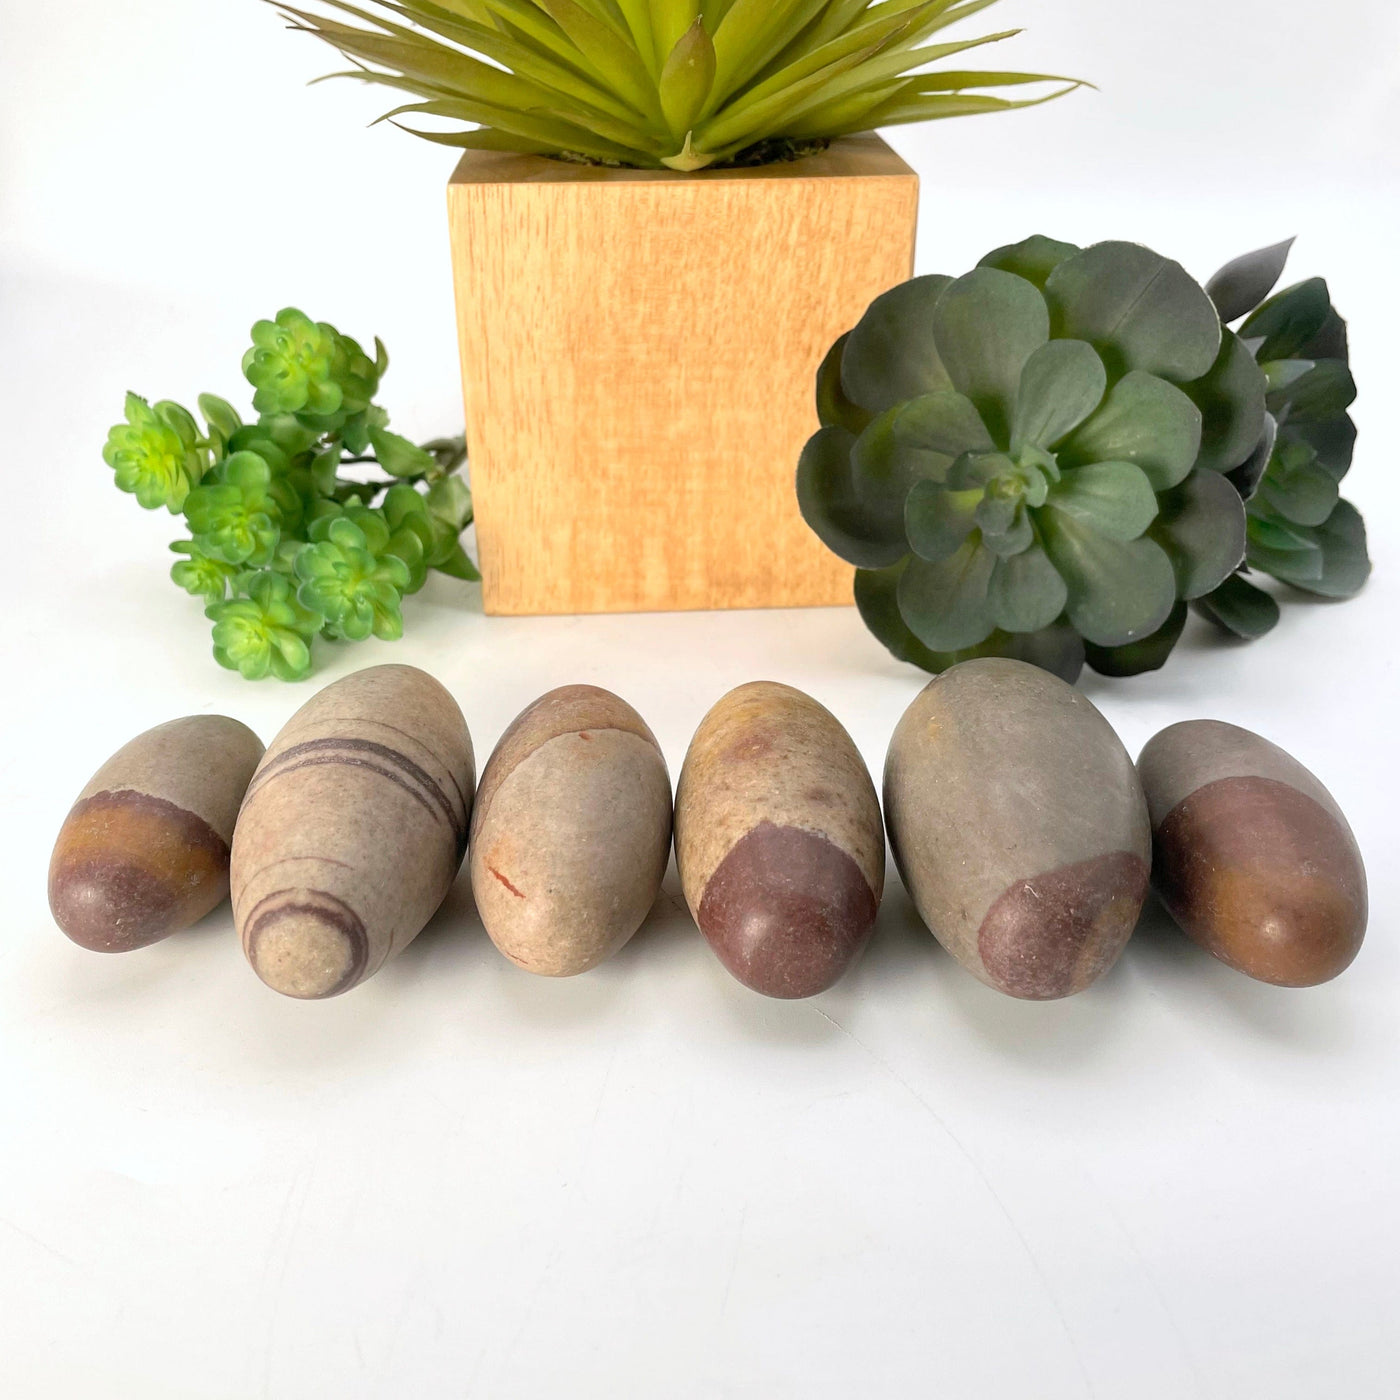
799 236 1271 682
275 0 1080 172
104 309 477 682
1194 239 1369 640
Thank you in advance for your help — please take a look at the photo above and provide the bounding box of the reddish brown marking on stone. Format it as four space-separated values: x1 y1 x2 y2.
1155 776 1367 987
577 731 593 741
697 821 878 999
243 888 369 999
978 851 1149 1000
48 789 231 953
489 866 526 899
249 737 464 839
803 787 838 807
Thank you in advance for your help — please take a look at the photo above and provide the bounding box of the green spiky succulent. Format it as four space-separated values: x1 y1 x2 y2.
275 0 1081 172
104 312 479 681
799 236 1269 682
1194 239 1369 640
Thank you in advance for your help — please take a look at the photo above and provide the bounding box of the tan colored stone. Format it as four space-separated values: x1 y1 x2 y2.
885 659 1150 999
232 665 474 999
675 682 884 998
49 716 264 953
470 686 672 977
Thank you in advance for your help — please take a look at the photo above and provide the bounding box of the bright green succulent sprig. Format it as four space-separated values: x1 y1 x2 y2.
799 236 1272 683
276 0 1082 172
1194 239 1369 640
104 309 478 681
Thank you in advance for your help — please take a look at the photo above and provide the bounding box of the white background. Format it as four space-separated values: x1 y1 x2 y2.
2 2 1398 1396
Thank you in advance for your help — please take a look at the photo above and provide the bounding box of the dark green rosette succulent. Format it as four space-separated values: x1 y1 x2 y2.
799 236 1268 681
1195 239 1369 639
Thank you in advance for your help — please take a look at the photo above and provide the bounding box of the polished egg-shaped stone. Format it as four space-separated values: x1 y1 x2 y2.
884 658 1150 999
49 715 264 952
470 686 672 977
1138 719 1367 986
675 682 884 998
231 664 474 999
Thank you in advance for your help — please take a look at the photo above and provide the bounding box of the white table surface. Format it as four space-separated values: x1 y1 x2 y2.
3 2 1398 1396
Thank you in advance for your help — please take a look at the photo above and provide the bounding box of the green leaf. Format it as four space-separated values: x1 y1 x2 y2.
1240 277 1332 361
896 538 998 651
1060 371 1202 492
891 389 994 460
1262 359 1315 396
1149 469 1247 599
1290 499 1371 599
426 473 474 529
1287 416 1355 483
1011 339 1106 452
709 0 829 109
197 393 243 443
1193 572 1280 640
1225 412 1276 502
1260 458 1339 528
1272 359 1355 423
853 404 948 501
931 266 1049 445
1040 512 1177 647
988 544 1066 634
433 539 482 581
842 275 953 414
369 425 437 477
1084 600 1187 677
534 0 661 118
855 558 1085 681
855 557 961 672
1205 238 1294 325
659 18 715 135
815 334 871 435
1246 518 1324 584
1187 330 1268 474
1049 461 1159 541
905 479 979 562
977 234 1079 289
796 426 906 568
1045 241 1221 383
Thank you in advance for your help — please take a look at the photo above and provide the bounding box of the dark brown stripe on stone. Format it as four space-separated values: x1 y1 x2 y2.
1155 775 1367 986
243 887 370 1000
697 821 878 999
978 851 1149 1000
249 737 464 840
48 789 231 953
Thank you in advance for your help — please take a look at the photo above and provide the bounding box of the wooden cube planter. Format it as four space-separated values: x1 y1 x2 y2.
447 134 918 616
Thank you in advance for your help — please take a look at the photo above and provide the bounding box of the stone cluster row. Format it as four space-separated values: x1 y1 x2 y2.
48 660 1367 1000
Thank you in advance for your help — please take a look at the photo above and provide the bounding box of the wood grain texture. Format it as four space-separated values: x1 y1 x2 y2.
447 135 919 616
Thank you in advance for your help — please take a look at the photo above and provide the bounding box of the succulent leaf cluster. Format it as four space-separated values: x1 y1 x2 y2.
277 0 1080 172
1194 239 1369 639
103 311 477 682
799 236 1271 682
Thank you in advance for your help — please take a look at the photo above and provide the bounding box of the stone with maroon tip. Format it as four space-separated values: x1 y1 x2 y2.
1138 719 1367 986
48 715 264 952
470 685 673 977
675 681 884 999
231 664 474 999
884 658 1151 1000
